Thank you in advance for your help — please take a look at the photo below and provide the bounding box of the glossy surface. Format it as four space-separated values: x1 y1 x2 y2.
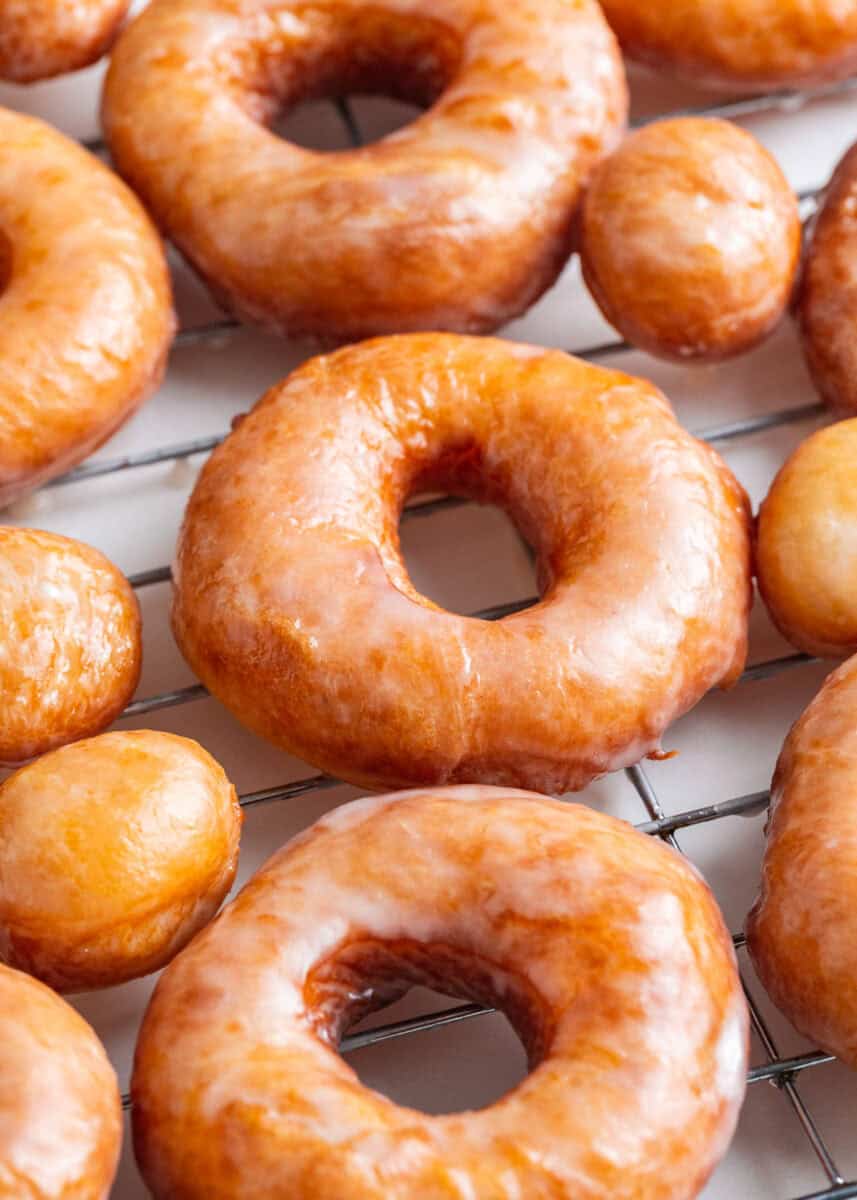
0 106 175 507
579 118 800 363
748 655 857 1068
0 730 242 993
0 0 129 82
756 420 857 657
172 333 752 794
103 0 627 340
0 526 140 766
599 0 857 90
0 962 121 1198
133 786 748 1200
799 140 857 414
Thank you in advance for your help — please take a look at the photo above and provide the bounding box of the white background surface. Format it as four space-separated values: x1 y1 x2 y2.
1 12 856 1198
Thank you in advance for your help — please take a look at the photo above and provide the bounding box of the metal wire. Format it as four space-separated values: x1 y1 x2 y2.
65 87 857 1196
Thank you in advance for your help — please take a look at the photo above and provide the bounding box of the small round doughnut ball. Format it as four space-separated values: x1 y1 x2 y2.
579 118 800 363
0 526 141 767
0 963 121 1199
756 420 857 658
0 730 242 992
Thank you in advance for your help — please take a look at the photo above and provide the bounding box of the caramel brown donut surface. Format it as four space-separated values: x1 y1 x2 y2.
0 106 175 507
579 118 800 363
598 0 857 90
172 334 752 794
0 526 140 766
748 655 857 1066
0 0 130 82
102 0 627 340
799 141 857 414
0 730 242 992
0 962 120 1198
756 420 857 658
133 786 748 1200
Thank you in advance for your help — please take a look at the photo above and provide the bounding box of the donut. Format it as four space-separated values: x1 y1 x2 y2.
756 420 857 658
102 0 627 340
0 526 141 766
172 334 752 794
0 962 120 1198
578 118 801 363
0 106 175 507
598 0 857 91
0 0 130 82
0 730 242 992
748 654 857 1067
132 786 749 1200
799 141 857 415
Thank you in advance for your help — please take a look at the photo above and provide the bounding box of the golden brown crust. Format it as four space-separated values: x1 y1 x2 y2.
579 119 800 363
172 333 752 794
748 656 857 1066
0 106 175 508
133 786 748 1200
599 0 857 90
0 730 242 992
102 0 627 340
0 526 141 766
0 0 130 82
0 962 121 1198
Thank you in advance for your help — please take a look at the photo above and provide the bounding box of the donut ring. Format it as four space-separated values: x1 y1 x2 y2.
0 107 175 507
0 526 141 766
799 141 857 415
598 0 857 91
0 730 242 992
172 334 752 794
579 118 801 363
0 962 121 1198
756 420 857 658
0 0 130 82
102 0 627 340
748 655 857 1067
132 786 749 1200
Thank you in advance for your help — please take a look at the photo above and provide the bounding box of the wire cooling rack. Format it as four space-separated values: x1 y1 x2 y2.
10 63 857 1200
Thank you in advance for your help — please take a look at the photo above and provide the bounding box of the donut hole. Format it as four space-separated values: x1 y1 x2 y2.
307 938 541 1114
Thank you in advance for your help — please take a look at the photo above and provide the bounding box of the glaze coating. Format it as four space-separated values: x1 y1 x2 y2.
0 106 175 507
0 730 242 992
579 118 800 363
0 0 130 81
799 141 857 414
598 0 857 90
0 526 140 766
172 333 753 794
133 786 749 1200
0 962 121 1198
756 420 857 658
103 0 627 340
748 655 857 1067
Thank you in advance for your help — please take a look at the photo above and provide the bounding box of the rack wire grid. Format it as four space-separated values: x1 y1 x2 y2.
6 53 857 1200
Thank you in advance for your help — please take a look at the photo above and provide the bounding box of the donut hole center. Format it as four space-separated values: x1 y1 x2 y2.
307 938 544 1115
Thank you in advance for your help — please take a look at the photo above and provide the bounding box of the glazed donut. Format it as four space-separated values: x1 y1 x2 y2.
748 654 857 1067
172 334 752 794
102 0 627 340
132 786 749 1200
756 420 857 658
0 526 141 766
0 730 242 992
598 0 857 90
579 118 800 363
0 962 120 1198
0 106 174 507
799 141 857 415
0 0 130 82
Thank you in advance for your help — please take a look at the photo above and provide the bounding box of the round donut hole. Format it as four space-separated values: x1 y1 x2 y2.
274 96 423 152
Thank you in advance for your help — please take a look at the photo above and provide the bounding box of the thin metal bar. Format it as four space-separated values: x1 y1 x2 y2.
742 652 817 682
635 790 769 836
796 1185 857 1200
240 775 339 808
128 565 173 589
335 96 363 146
341 1002 489 1053
123 683 208 718
700 402 825 444
631 75 857 128
749 1051 836 1086
46 435 224 489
